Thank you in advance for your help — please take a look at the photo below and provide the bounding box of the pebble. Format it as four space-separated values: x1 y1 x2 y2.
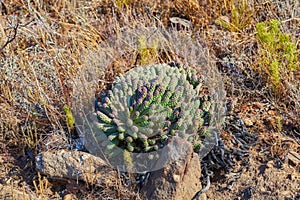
244 118 254 126
63 194 77 200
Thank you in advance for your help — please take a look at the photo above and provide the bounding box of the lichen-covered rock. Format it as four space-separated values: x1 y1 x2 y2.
93 63 212 157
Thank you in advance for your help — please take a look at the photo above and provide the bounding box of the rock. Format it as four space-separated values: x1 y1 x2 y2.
36 149 117 185
63 193 77 200
253 102 264 110
244 118 254 126
141 137 202 200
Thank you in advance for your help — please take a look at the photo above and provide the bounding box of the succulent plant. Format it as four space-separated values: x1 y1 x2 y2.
95 63 212 158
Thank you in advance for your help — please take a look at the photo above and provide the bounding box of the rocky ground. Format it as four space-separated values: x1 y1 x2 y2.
0 0 299 199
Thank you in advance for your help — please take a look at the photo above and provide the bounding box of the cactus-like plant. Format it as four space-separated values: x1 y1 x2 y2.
95 63 212 158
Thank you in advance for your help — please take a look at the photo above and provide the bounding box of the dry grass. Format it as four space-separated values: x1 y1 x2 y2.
0 0 299 199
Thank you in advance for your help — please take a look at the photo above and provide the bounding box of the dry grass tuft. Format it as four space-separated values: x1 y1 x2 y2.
0 0 299 199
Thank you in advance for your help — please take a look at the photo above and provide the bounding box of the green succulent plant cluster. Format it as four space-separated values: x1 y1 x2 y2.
95 63 212 157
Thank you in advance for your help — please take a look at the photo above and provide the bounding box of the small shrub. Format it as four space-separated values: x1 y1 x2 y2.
215 0 253 32
255 19 299 91
137 35 159 66
63 105 75 131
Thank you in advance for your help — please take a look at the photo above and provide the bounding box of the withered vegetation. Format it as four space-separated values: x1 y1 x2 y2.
0 0 299 199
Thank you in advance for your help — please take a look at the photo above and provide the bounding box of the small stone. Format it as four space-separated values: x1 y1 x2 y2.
63 194 77 200
173 174 181 183
244 118 254 126
267 110 277 115
253 102 264 110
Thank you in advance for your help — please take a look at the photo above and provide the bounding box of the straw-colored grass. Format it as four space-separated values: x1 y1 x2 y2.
0 0 299 199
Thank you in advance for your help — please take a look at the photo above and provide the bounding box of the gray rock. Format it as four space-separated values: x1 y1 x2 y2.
36 149 117 185
141 137 202 200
